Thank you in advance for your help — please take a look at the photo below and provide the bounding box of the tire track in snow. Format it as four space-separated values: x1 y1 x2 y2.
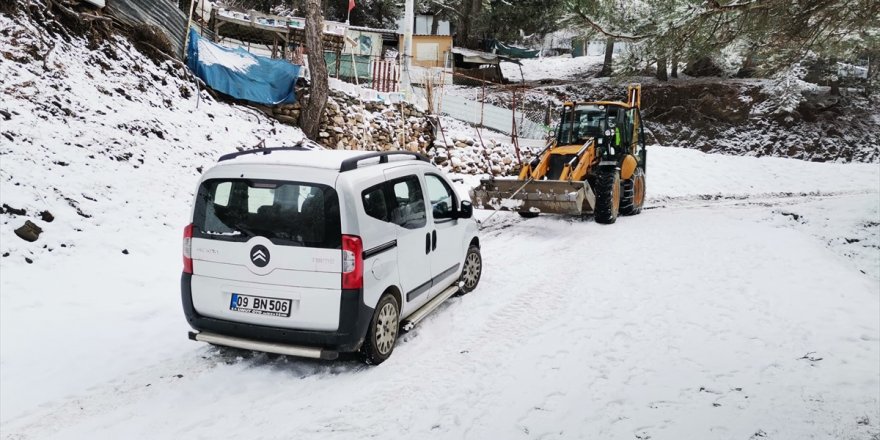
0 347 349 439
306 221 586 439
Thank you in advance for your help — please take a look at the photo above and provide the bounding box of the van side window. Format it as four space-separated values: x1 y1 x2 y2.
389 176 426 229
362 184 389 222
425 174 456 220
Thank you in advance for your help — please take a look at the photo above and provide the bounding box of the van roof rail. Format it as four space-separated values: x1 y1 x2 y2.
218 146 311 162
339 151 429 172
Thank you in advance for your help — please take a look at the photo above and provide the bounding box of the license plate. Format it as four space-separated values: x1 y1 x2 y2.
229 293 292 317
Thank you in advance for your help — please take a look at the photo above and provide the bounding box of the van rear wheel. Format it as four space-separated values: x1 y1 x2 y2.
361 294 400 365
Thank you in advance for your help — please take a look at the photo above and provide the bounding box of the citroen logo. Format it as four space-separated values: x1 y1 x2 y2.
250 245 270 267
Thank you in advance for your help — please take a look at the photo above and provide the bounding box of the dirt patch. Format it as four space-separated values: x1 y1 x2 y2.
493 79 878 163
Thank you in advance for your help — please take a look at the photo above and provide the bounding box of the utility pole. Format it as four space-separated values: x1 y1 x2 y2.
402 0 414 92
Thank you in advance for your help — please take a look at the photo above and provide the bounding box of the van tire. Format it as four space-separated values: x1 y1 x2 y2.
459 245 482 294
361 294 400 365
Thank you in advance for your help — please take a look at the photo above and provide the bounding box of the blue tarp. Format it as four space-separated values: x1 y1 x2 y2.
186 28 300 105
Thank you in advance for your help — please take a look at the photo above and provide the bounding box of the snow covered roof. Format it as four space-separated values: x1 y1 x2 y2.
451 47 520 65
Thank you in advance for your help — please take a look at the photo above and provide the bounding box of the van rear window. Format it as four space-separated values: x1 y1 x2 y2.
193 179 341 249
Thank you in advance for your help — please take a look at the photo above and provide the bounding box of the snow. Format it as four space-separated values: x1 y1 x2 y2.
2 6 880 440
501 55 604 82
196 38 258 73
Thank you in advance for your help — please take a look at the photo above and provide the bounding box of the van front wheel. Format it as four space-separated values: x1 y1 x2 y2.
361 294 400 365
459 245 482 294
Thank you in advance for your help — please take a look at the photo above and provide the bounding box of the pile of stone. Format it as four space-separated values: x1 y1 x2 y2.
429 135 533 176
267 90 433 153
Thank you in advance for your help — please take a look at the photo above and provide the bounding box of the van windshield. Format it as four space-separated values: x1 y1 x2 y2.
193 179 341 249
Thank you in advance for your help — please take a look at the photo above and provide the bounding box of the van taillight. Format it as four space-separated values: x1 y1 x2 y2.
183 223 193 274
341 235 363 289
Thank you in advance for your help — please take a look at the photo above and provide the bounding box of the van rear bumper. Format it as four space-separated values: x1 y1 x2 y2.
181 273 373 356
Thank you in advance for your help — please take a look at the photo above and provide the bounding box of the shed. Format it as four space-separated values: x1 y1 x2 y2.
399 34 453 68
451 47 519 85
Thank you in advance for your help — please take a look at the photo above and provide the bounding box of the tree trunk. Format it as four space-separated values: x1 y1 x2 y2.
829 56 840 96
671 54 679 78
430 12 439 35
597 37 614 77
457 0 483 49
413 5 418 34
867 54 875 98
300 0 329 140
656 56 668 81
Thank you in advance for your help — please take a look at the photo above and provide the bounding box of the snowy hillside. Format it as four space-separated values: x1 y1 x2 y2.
0 9 305 266
2 4 880 440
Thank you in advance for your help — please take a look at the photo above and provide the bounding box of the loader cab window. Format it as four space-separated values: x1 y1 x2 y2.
556 105 608 145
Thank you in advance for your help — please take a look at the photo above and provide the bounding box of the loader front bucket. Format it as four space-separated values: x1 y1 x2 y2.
472 179 597 216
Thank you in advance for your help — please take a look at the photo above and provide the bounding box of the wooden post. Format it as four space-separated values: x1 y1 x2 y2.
181 0 197 58
511 86 521 164
199 0 204 35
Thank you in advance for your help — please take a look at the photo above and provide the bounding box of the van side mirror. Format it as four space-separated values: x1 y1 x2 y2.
458 200 474 219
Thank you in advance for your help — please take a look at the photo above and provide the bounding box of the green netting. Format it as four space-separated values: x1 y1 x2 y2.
325 53 372 81
492 41 540 59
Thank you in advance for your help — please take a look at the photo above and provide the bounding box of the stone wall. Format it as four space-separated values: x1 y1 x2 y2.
428 135 536 176
266 90 434 153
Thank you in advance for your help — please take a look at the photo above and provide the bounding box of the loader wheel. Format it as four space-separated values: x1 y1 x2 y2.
594 167 620 224
620 167 646 216
361 294 400 365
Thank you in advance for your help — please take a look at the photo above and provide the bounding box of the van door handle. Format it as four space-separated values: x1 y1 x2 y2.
425 233 431 254
432 230 437 251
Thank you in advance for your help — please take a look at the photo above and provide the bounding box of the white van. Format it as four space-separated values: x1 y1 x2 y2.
181 148 482 364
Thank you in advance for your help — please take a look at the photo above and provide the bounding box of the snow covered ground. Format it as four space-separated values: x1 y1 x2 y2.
2 142 878 439
501 55 605 82
2 7 880 440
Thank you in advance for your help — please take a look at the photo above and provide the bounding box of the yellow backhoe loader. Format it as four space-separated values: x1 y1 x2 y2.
472 85 647 224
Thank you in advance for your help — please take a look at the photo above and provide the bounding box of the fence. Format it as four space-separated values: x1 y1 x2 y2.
432 93 547 140
107 0 188 58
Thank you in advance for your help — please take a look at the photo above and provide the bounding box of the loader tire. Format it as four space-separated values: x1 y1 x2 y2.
620 167 646 216
518 211 539 219
594 168 620 224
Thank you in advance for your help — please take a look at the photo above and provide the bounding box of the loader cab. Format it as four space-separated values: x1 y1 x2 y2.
556 103 630 149
557 101 646 163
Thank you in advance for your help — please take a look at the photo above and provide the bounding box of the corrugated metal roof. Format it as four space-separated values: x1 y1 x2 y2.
106 0 187 58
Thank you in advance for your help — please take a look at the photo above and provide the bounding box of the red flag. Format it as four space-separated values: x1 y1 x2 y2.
348 0 355 12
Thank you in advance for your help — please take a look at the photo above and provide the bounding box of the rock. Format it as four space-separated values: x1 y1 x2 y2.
122 249 129 255
318 132 330 138
1 204 26 216
39 210 54 222
14 220 42 242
